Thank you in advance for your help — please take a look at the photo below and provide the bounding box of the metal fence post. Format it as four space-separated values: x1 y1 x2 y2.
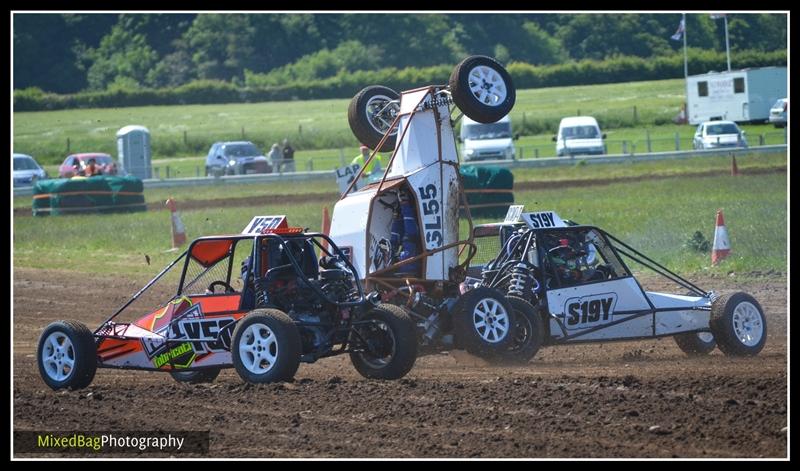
66 137 70 154
646 130 652 153
196 166 200 177
759 134 765 146
622 141 628 154
241 127 245 139
183 131 188 146
675 132 680 151
535 148 539 159
165 166 170 179
633 106 638 124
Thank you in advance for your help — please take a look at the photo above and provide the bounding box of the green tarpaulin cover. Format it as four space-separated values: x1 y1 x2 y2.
32 176 146 216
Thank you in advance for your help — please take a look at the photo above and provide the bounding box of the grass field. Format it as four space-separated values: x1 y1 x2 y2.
13 154 787 280
13 151 786 210
14 78 692 164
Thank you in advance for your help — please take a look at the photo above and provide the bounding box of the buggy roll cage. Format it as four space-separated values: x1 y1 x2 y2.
340 86 479 285
93 231 367 336
481 224 709 298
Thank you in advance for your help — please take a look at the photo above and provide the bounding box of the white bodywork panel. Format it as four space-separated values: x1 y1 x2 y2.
547 278 713 341
330 86 461 281
329 189 374 277
547 277 651 341
647 291 711 335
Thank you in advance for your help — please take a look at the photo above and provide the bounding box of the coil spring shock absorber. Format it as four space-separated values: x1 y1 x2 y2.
507 262 535 298
254 279 270 308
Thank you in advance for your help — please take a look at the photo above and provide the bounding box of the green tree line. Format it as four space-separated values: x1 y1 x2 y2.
14 13 786 95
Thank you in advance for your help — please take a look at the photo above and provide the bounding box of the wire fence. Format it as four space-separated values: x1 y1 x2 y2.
147 129 788 180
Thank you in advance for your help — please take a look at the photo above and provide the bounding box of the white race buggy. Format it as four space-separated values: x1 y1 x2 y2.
330 55 520 358
465 207 768 364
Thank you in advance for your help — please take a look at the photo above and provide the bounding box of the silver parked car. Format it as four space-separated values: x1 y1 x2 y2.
692 121 748 150
205 141 272 177
13 153 48 187
769 98 787 128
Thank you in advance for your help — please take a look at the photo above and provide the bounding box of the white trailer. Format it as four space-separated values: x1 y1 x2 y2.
686 66 787 125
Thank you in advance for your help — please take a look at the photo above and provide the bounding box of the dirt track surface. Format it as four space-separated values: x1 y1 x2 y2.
13 268 787 458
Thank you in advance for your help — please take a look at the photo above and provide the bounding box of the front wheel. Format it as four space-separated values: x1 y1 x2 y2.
348 85 400 153
231 309 301 383
37 320 97 390
350 304 418 380
449 55 516 124
674 331 717 356
452 287 516 357
486 296 544 365
710 292 767 356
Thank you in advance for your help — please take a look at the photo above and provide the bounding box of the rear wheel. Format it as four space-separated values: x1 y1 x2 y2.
674 331 717 356
452 287 516 357
231 309 301 383
350 304 418 380
449 55 515 124
348 85 400 153
37 321 97 390
710 292 767 356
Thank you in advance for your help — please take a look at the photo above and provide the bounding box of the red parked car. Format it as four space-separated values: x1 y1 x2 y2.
58 153 119 178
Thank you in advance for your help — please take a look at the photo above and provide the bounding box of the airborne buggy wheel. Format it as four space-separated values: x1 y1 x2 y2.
350 304 418 380
673 331 717 356
709 292 767 356
449 55 515 124
452 287 516 357
348 85 400 153
485 296 544 365
170 368 222 384
37 320 97 390
231 309 301 383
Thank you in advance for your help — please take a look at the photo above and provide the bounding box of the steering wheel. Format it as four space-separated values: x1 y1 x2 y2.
207 280 235 294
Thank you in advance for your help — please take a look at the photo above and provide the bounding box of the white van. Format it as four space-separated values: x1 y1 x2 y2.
554 116 606 157
459 115 517 162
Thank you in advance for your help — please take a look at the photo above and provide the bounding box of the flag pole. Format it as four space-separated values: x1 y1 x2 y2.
683 12 688 79
724 15 731 71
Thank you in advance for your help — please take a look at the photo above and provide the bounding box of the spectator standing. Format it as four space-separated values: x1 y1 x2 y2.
267 143 282 172
351 145 383 179
281 139 296 172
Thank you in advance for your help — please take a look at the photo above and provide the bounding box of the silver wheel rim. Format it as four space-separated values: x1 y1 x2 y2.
365 95 399 136
697 332 714 343
239 323 278 374
41 332 75 382
731 302 764 347
473 298 510 343
468 65 508 106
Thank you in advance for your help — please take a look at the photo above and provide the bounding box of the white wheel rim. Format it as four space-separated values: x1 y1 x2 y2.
239 323 278 374
41 332 75 381
731 302 764 347
366 95 399 135
697 332 714 343
468 65 508 107
472 298 510 343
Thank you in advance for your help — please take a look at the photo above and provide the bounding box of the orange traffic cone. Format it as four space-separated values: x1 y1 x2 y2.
731 155 739 176
711 209 731 265
166 198 187 250
320 206 331 250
